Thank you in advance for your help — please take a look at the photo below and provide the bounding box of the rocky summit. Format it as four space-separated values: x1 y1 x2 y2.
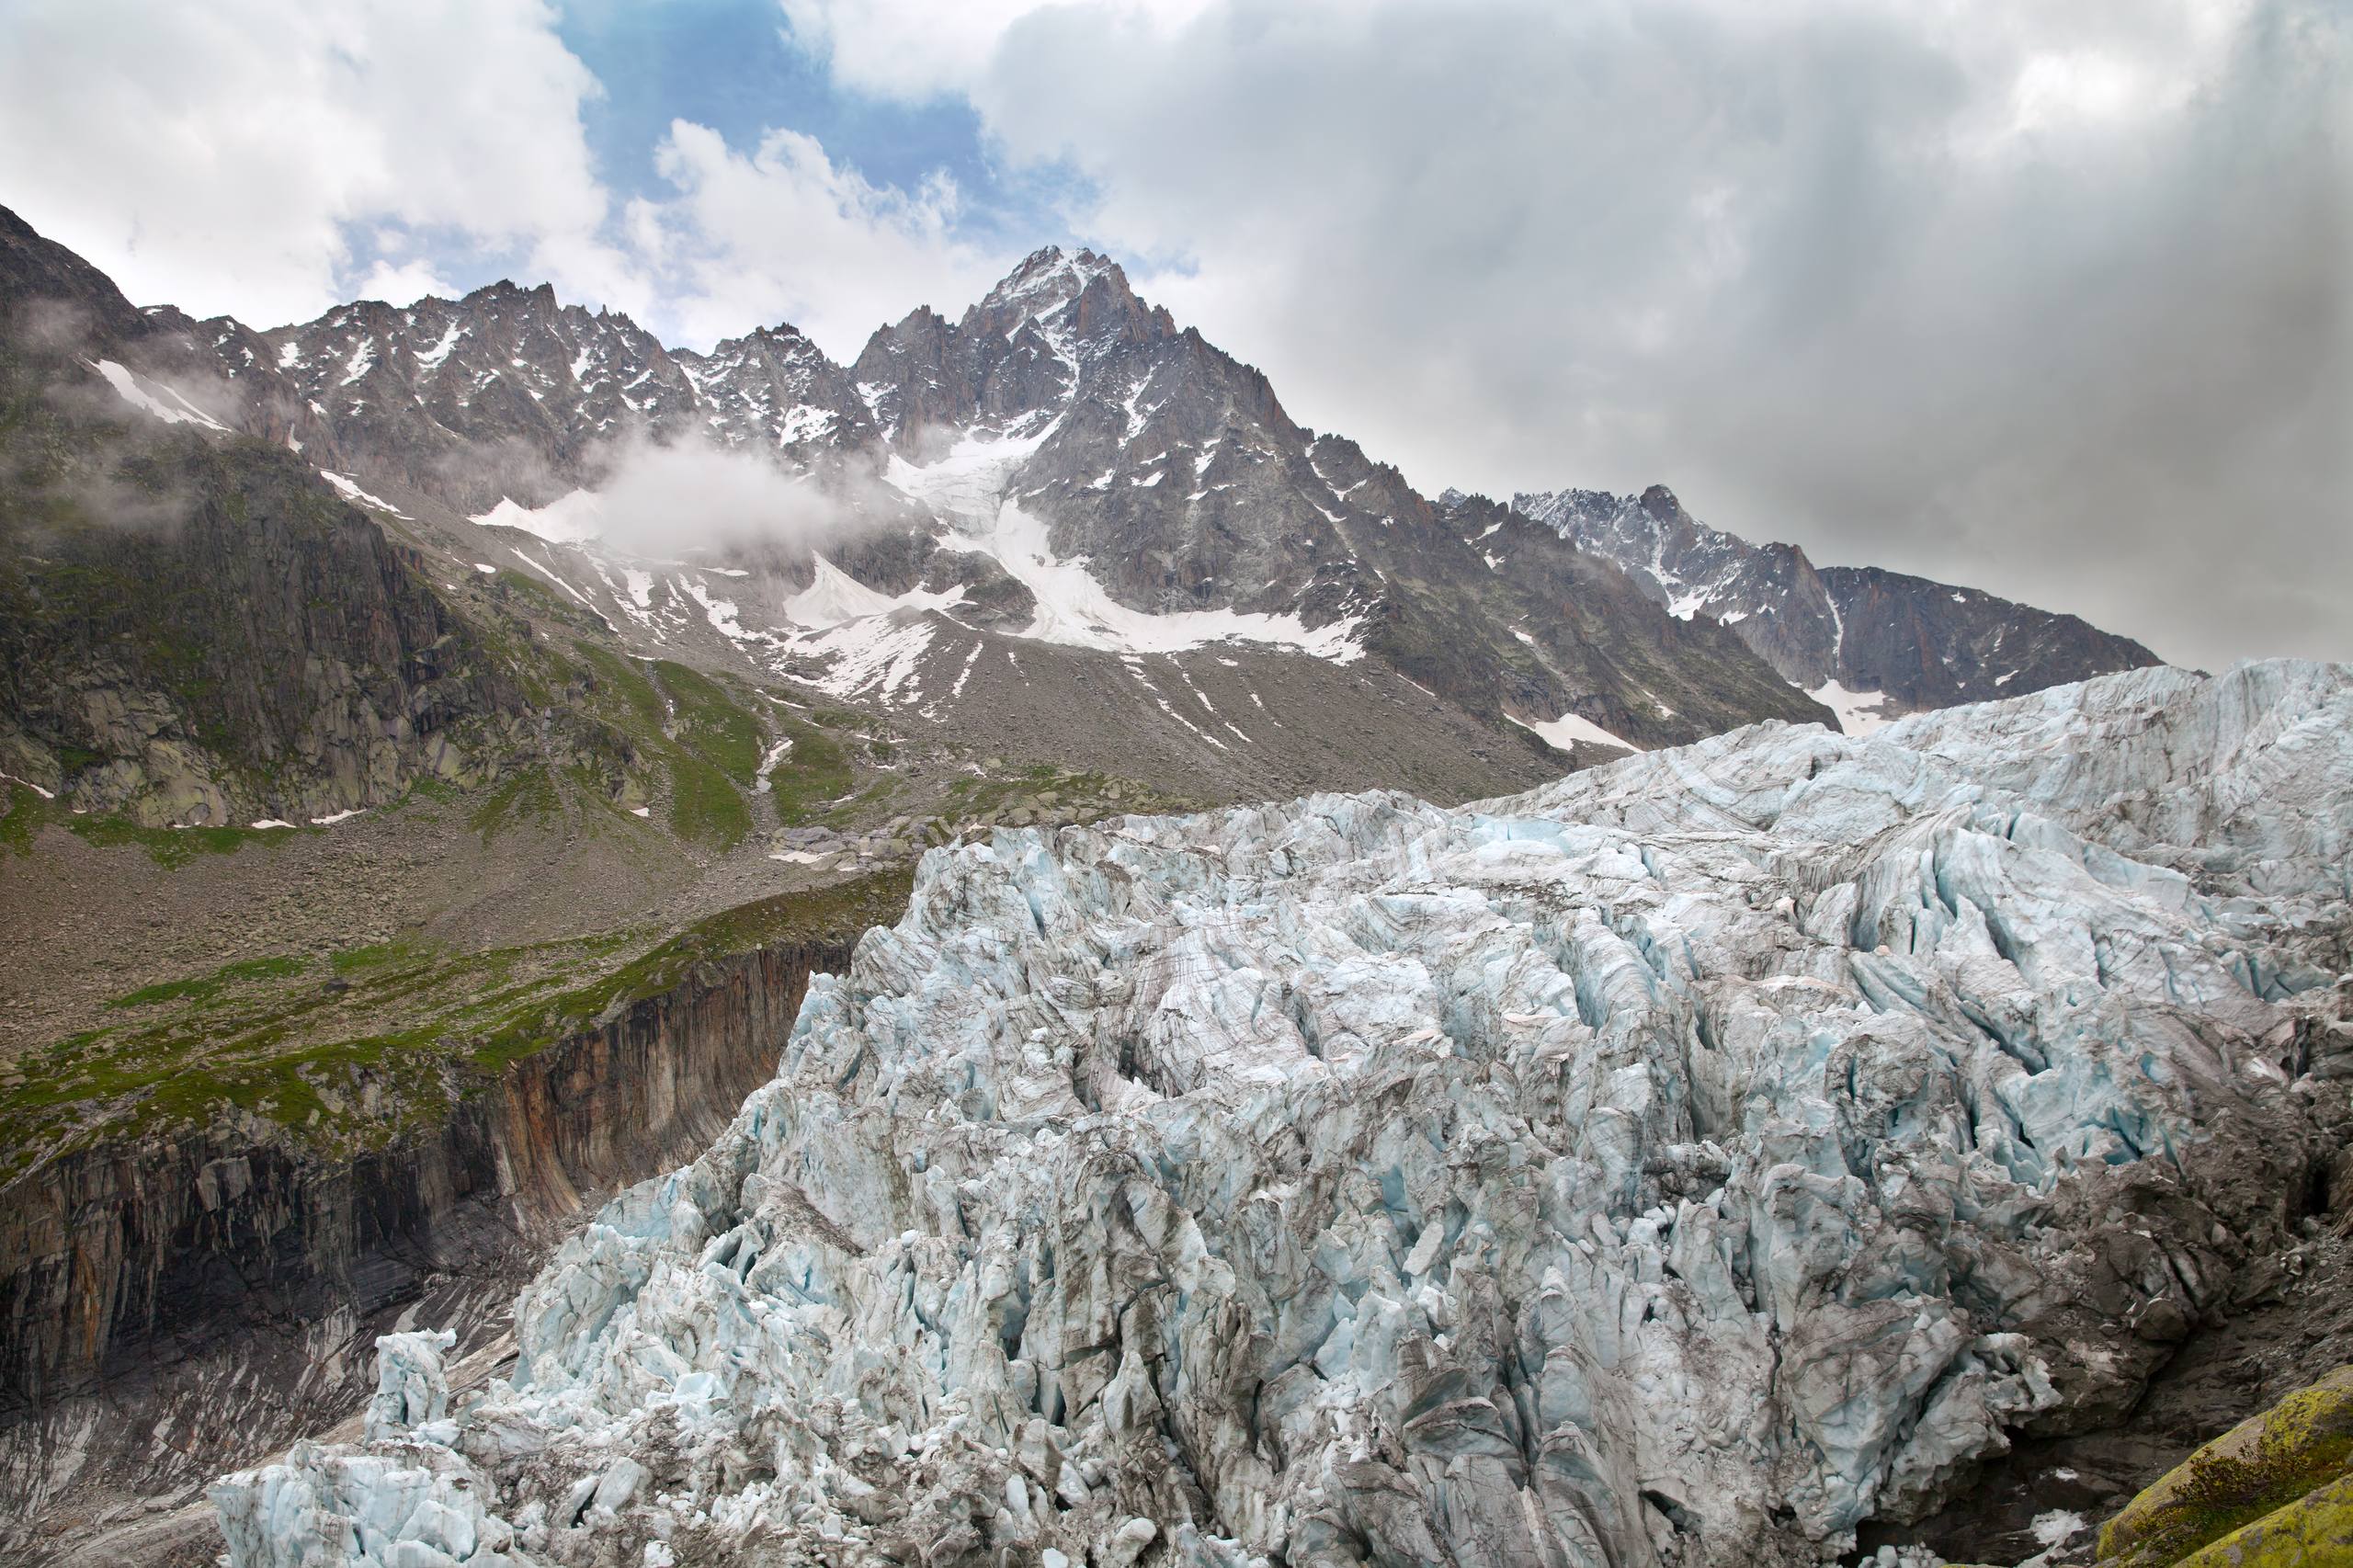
208 660 2353 1568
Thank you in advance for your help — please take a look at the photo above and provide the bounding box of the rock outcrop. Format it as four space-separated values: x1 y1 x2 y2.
208 660 2353 1567
0 206 580 826
2095 1364 2353 1566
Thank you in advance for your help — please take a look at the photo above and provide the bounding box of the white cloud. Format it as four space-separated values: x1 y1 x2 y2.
0 0 1015 356
625 121 1013 358
778 0 1217 100
0 0 611 326
572 429 876 556
352 256 460 307
5 0 2340 670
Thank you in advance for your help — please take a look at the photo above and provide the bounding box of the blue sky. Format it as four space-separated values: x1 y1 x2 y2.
553 0 1076 254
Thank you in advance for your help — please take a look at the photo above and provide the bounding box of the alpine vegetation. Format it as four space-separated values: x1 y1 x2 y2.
210 661 2353 1567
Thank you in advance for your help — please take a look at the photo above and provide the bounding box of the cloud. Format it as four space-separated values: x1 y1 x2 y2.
583 430 872 557
622 121 1014 358
352 256 461 308
777 0 1218 101
0 0 613 326
0 1 1017 358
777 0 2350 668
471 428 913 566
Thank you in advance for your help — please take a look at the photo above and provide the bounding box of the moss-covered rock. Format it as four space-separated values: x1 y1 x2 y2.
2097 1366 2353 1567
2171 1471 2353 1566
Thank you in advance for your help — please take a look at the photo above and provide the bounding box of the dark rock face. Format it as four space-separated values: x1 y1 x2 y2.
0 206 149 347
0 937 854 1562
1380 485 1834 745
245 282 872 510
850 249 1178 460
1513 483 2164 716
0 437 535 824
0 206 587 824
1820 562 2161 711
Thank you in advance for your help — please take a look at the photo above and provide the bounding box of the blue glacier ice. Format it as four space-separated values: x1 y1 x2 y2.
210 661 2353 1568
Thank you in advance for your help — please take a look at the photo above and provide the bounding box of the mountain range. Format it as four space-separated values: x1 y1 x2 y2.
2 205 2162 835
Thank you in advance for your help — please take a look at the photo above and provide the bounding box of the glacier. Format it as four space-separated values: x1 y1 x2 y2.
209 660 2353 1568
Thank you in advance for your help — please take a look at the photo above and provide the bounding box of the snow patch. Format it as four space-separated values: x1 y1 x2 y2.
891 431 1364 663
680 577 763 644
1810 679 1902 738
415 323 463 370
949 640 985 698
88 359 231 431
753 736 794 791
472 491 602 546
507 547 598 609
320 472 412 518
789 617 937 703
783 555 966 630
1508 710 1639 756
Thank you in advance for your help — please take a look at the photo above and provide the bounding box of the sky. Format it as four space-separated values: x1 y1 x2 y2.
0 0 2345 672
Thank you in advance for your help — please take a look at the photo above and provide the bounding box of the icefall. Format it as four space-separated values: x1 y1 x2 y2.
212 661 2353 1568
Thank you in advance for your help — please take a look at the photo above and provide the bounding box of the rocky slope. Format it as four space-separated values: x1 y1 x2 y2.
1508 484 2164 729
208 659 2353 1568
10 202 2166 793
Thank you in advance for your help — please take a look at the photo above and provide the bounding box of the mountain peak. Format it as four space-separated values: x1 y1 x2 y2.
978 244 1127 320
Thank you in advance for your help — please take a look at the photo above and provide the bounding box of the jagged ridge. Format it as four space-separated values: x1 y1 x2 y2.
1509 483 2164 721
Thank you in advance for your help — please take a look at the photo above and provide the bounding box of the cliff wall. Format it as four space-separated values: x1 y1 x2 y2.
0 936 850 1561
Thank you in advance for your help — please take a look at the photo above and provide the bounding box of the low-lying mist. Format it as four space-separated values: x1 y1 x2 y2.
480 430 922 569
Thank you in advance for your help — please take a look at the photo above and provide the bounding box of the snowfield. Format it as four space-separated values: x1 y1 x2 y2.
892 432 1365 663
452 424 1365 710
212 661 2353 1568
